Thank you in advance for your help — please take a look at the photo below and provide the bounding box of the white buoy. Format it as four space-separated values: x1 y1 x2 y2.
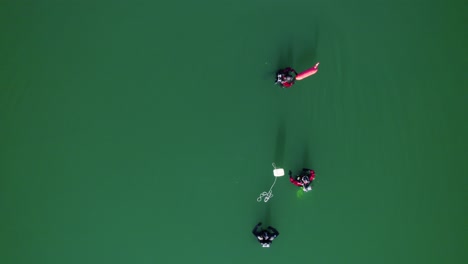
257 163 284 202
272 163 285 177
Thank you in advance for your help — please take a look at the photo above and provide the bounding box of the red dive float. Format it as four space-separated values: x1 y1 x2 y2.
296 62 320 80
275 62 320 88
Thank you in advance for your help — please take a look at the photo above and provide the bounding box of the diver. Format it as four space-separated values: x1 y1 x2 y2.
252 222 279 248
275 67 297 88
289 168 316 192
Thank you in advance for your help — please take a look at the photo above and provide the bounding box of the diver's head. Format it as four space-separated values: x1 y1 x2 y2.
262 231 269 238
302 175 310 183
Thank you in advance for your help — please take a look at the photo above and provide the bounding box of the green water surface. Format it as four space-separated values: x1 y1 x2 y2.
1 1 467 263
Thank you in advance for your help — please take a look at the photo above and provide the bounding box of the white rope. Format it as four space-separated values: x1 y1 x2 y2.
257 177 277 202
257 163 280 203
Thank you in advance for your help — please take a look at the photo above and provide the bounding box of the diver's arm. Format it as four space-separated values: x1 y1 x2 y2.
285 67 297 75
289 170 302 186
309 170 316 181
267 226 279 237
301 168 315 181
289 176 303 187
252 222 261 236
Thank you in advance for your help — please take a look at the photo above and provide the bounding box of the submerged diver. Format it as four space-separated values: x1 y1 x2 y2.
252 222 279 248
275 67 297 88
289 168 316 192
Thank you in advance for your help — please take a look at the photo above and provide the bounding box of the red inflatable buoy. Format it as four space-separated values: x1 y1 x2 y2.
296 63 320 80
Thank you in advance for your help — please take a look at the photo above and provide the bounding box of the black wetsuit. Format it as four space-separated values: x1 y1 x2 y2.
275 67 298 88
252 223 279 246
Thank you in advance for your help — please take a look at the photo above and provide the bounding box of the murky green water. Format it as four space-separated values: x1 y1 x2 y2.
1 1 467 263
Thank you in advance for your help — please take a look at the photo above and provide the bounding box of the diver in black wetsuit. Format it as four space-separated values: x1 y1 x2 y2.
275 67 297 88
252 222 279 248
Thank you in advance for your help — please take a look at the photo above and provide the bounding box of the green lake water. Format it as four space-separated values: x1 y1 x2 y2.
1 1 467 263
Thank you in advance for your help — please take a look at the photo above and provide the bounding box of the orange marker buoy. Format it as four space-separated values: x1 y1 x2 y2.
295 62 320 80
